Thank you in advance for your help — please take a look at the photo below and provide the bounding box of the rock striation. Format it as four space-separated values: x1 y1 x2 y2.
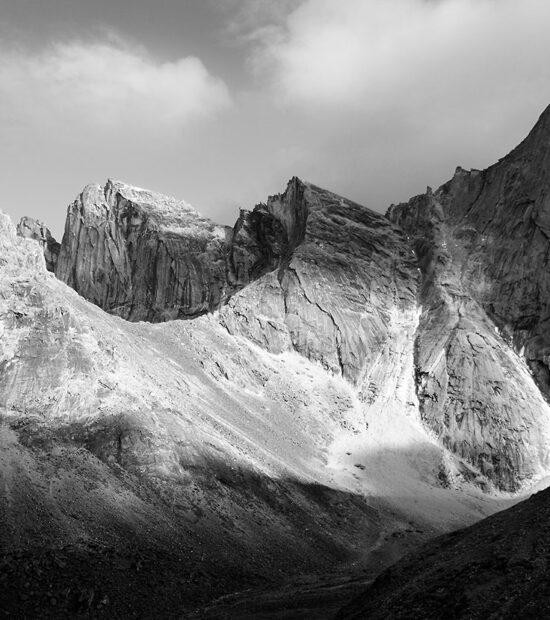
387 105 550 491
220 181 419 388
53 176 419 391
53 177 310 321
16 216 60 272
54 179 233 321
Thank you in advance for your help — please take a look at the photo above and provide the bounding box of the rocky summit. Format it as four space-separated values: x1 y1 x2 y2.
16 215 60 272
51 177 311 322
2 105 550 617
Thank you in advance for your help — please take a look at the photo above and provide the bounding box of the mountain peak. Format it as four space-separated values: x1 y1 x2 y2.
500 104 550 163
101 178 202 223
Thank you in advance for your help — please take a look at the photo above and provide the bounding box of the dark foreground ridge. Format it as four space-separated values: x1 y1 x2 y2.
337 487 550 620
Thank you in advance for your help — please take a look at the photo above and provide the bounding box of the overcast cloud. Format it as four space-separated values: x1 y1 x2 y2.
257 0 550 111
0 39 231 135
1 0 550 237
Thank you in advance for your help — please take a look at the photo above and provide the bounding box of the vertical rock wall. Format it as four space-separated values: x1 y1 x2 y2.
387 105 550 491
16 216 60 272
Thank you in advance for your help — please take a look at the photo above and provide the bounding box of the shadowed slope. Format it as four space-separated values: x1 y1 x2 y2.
337 487 550 620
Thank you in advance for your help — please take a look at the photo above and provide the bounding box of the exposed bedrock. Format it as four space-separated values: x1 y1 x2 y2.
48 174 420 396
16 216 60 272
52 177 308 321
387 105 550 491
219 182 419 390
16 107 550 493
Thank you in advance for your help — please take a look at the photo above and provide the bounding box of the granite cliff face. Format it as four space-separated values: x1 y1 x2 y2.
51 177 422 411
16 216 60 272
54 179 232 321
220 181 418 385
387 105 550 491
53 178 308 321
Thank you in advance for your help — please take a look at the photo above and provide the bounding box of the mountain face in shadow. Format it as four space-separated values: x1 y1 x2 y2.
337 486 550 620
3 104 550 617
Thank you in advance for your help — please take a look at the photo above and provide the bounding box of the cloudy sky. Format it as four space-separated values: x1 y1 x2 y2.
2 0 550 237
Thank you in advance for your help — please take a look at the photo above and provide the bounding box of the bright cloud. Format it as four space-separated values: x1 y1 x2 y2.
255 0 550 116
2 2 550 247
235 0 550 215
0 39 231 135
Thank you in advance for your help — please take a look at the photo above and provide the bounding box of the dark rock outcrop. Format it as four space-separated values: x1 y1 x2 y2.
16 216 60 272
337 486 550 620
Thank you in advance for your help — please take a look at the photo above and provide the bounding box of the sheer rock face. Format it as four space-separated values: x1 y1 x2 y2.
220 182 419 395
387 105 550 492
55 180 233 321
54 178 308 322
54 175 419 395
16 216 60 272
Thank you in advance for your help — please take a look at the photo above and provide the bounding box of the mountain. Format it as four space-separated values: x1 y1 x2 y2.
36 152 550 493
0 195 497 618
386 104 550 493
3 105 550 617
334 103 550 619
29 147 550 494
52 177 309 321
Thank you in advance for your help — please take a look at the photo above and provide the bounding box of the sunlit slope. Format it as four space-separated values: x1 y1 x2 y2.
0 207 503 615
